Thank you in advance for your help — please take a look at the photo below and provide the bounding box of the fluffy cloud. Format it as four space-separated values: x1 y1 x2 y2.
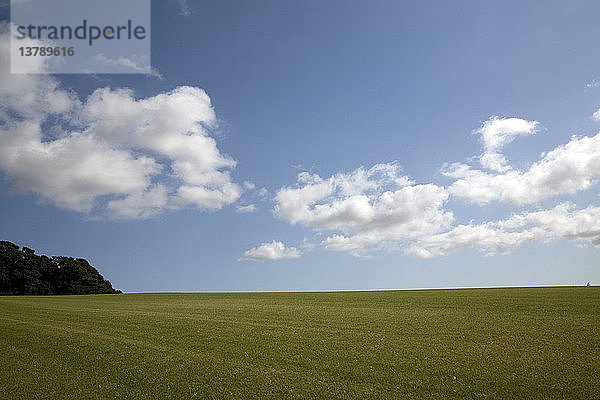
275 163 453 256
271 115 600 258
240 241 301 261
408 203 600 258
0 27 240 218
475 116 539 172
106 185 169 220
445 133 600 205
0 29 76 120
0 120 161 212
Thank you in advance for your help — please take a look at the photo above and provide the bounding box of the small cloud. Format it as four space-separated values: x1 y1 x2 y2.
257 187 269 198
93 54 162 78
592 108 600 121
474 116 539 172
243 181 256 190
175 0 192 16
586 79 600 89
236 204 257 213
239 241 301 261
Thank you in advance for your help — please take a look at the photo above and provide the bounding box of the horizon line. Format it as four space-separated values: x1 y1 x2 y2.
123 283 595 294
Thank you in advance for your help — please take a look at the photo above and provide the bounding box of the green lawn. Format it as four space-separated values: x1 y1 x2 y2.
0 287 598 399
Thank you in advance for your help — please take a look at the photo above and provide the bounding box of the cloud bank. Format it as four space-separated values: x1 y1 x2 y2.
257 116 600 260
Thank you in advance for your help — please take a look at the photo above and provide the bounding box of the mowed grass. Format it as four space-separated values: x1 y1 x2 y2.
0 287 598 399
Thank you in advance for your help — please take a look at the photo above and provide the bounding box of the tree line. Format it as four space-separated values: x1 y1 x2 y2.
0 241 121 295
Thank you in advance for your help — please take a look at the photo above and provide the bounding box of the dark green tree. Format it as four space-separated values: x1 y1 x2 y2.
0 241 121 295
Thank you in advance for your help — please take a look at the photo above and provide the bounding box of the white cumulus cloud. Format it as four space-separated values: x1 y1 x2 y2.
475 116 539 172
240 241 302 261
408 203 600 258
0 27 240 219
274 163 453 257
445 132 600 205
272 115 600 258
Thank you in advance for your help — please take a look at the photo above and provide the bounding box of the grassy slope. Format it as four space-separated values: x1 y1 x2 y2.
0 287 598 399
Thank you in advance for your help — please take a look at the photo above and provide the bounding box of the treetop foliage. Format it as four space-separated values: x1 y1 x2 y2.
0 241 121 295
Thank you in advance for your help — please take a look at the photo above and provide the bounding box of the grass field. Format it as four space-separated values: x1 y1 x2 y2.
0 287 598 399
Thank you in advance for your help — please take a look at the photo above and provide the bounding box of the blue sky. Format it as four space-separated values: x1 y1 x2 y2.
1 0 600 292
